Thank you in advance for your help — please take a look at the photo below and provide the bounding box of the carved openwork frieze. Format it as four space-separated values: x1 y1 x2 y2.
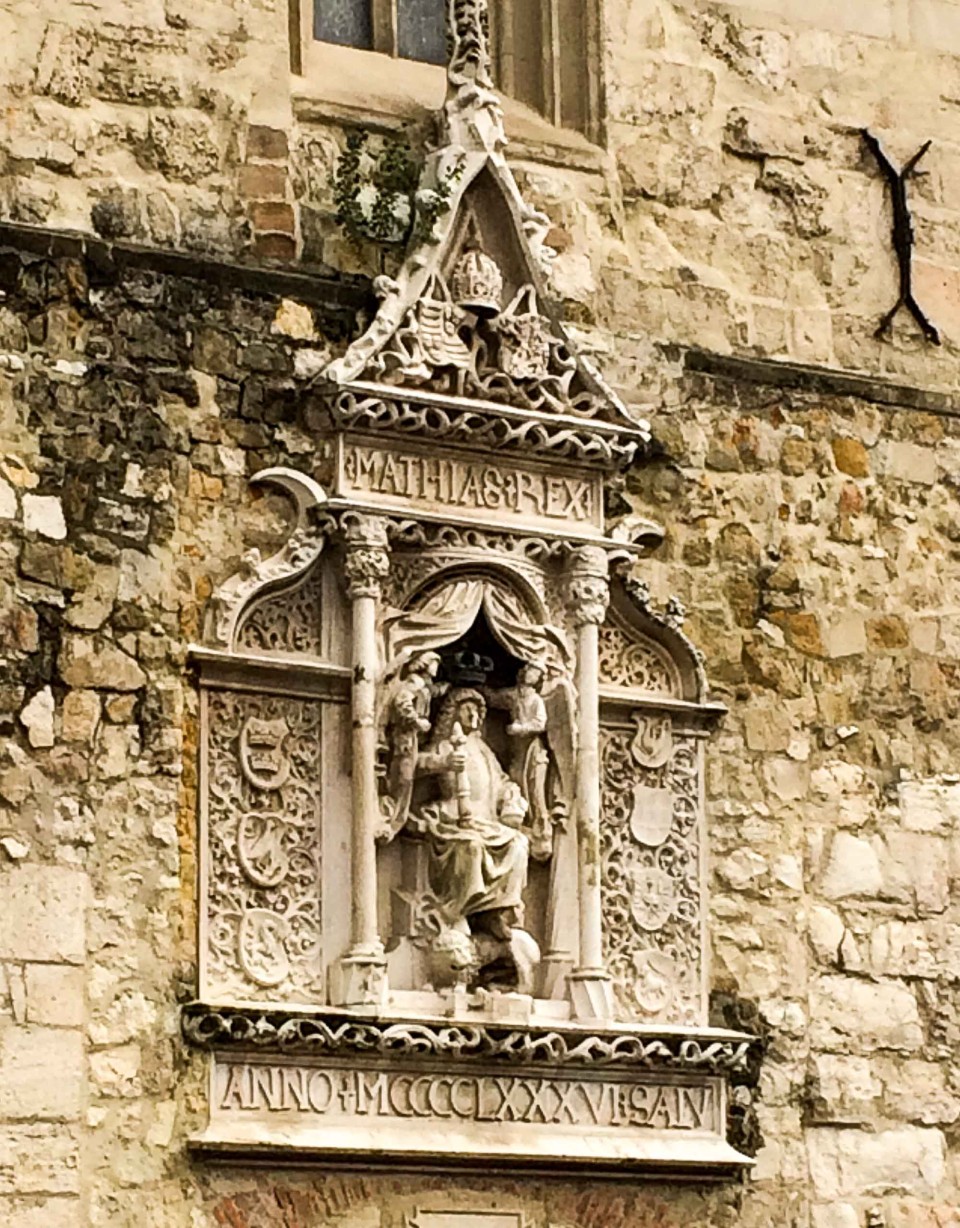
185 0 751 1179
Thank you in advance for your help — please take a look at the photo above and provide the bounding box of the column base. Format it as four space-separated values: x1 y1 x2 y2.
569 968 616 1023
331 948 387 1009
540 953 575 1001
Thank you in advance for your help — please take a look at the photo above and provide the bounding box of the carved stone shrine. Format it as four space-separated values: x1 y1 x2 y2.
185 0 753 1177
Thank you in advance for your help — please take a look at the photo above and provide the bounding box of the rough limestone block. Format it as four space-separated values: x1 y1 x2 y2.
0 477 15 519
0 1026 83 1120
24 965 85 1027
810 1054 881 1120
21 494 66 540
0 1124 80 1194
886 441 937 486
820 832 882 899
806 1125 946 1198
811 1205 861 1228
0 866 86 964
808 976 923 1053
19 687 55 748
58 636 146 691
0 1198 82 1228
822 614 867 659
898 779 960 832
61 690 101 744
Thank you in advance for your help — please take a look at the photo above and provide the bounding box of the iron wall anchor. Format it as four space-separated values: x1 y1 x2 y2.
862 128 941 345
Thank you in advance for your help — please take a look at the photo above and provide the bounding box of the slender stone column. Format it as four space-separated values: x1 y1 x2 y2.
565 546 616 1022
334 514 391 1008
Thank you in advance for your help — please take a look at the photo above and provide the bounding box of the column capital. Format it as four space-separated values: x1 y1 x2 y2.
565 546 610 627
342 514 391 601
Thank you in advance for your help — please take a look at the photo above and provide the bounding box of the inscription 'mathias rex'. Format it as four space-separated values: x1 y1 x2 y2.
340 444 601 528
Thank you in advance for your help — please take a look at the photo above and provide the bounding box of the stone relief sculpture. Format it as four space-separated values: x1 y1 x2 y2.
488 662 575 861
413 687 536 992
377 650 446 844
376 644 578 998
185 0 753 1179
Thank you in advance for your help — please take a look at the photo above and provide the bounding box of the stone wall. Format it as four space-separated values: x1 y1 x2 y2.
6 0 960 388
2 0 960 1225
2 234 959 1226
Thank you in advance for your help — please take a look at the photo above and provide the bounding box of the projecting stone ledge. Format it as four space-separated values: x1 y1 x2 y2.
182 1004 756 1178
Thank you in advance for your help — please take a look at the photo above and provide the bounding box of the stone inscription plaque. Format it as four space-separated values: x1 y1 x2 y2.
338 441 603 532
197 1055 744 1171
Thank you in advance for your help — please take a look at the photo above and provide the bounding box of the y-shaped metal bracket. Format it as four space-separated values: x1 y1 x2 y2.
862 129 941 345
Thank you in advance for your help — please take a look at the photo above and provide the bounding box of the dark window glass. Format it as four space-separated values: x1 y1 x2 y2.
314 0 373 48
397 0 446 65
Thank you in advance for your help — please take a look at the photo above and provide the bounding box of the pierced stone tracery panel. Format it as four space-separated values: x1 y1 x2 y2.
235 568 322 657
203 689 323 1003
598 622 680 695
601 718 703 1027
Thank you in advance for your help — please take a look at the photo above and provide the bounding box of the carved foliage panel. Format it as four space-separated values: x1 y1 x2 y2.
598 622 680 695
601 715 703 1026
235 567 323 657
203 689 323 1003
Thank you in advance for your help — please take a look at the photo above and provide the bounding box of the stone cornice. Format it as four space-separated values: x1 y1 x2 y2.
181 1003 756 1075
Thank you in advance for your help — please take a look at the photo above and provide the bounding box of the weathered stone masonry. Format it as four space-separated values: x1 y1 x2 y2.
2 219 960 1225
5 0 960 1224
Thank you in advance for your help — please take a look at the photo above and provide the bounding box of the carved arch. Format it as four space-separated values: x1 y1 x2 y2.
382 560 573 679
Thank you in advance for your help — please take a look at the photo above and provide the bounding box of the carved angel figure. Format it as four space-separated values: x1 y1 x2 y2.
377 651 444 844
488 662 576 862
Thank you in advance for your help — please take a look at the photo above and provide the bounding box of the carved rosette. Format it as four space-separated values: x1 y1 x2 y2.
342 515 391 600
565 546 611 627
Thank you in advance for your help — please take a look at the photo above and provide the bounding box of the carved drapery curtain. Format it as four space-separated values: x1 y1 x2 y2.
381 577 572 675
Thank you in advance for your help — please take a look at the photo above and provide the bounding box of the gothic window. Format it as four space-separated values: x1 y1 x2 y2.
310 0 601 140
314 0 447 65
490 0 600 141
